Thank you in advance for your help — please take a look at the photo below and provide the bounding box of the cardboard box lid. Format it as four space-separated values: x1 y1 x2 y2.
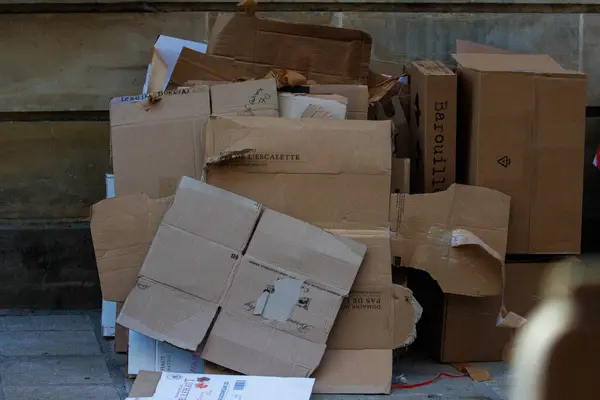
311 349 393 394
110 87 211 198
308 84 368 120
390 184 510 297
410 60 454 76
201 310 327 378
452 53 583 76
90 194 172 302
207 14 372 84
204 116 392 230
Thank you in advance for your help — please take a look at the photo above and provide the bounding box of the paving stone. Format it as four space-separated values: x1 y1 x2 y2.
0 356 112 386
0 330 100 356
0 315 92 332
3 385 119 400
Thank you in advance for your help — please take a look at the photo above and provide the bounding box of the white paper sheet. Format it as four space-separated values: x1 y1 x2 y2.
146 372 314 400
143 35 207 94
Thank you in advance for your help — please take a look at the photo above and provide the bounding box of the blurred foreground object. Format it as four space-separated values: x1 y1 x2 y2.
510 258 600 400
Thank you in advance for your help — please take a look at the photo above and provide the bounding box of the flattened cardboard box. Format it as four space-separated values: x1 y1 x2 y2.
208 14 372 84
390 184 510 297
90 194 172 302
118 177 366 377
408 61 457 193
308 85 369 120
453 53 585 254
203 116 392 230
110 86 210 198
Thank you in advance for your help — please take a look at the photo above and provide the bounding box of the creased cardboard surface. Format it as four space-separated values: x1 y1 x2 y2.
90 194 172 302
454 53 585 254
391 184 510 296
207 14 372 84
326 231 416 350
118 177 366 377
204 116 392 230
110 87 210 198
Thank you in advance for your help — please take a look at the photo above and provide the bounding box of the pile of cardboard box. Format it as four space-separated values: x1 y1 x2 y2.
91 12 587 397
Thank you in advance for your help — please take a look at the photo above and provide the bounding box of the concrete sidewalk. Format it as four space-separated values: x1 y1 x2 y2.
0 310 511 400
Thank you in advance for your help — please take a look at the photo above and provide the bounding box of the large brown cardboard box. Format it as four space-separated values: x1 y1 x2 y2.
204 116 392 230
90 194 172 302
408 61 457 193
453 53 586 254
110 87 210 198
118 177 366 377
207 14 372 84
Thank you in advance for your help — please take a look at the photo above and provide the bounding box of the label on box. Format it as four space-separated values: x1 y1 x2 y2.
149 372 314 400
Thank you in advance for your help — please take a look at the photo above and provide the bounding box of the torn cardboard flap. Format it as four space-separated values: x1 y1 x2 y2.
390 184 511 297
90 194 172 302
203 116 392 230
207 14 372 84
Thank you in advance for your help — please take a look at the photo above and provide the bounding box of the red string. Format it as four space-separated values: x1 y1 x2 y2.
391 372 468 389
